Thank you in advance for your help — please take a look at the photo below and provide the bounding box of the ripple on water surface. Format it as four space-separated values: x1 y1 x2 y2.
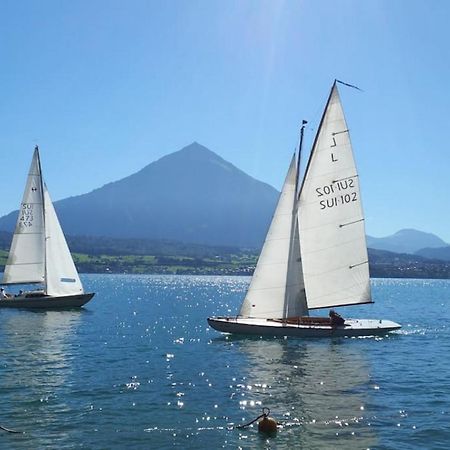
1 275 450 449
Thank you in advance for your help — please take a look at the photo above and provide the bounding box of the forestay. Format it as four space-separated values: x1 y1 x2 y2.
239 156 308 318
2 149 45 285
298 83 371 309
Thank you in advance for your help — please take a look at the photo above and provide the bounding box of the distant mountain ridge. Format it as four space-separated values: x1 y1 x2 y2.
416 246 450 261
366 229 448 254
0 143 279 247
1 145 448 253
1 229 448 259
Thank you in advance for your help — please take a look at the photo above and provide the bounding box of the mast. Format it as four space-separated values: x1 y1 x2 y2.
298 80 336 197
35 146 48 294
296 120 307 196
282 120 309 318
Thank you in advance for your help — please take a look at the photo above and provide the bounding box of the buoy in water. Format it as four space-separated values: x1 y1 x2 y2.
258 408 277 435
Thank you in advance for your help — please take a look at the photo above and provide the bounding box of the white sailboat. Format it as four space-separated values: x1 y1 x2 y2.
0 146 94 308
208 81 401 337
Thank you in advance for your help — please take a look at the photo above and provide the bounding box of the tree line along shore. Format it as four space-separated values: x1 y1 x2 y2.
1 246 450 278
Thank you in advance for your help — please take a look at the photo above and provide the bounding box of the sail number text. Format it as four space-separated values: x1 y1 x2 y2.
315 179 358 210
19 203 34 228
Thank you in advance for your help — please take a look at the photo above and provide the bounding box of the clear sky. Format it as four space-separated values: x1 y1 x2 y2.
1 0 450 241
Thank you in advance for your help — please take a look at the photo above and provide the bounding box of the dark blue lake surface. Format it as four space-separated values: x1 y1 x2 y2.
1 275 449 449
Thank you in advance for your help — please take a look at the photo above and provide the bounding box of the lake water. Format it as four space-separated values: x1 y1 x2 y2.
0 275 449 449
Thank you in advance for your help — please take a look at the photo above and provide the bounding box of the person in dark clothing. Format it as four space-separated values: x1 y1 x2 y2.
329 309 345 326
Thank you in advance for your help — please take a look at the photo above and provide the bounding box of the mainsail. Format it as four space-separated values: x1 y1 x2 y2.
298 82 371 309
239 155 308 318
3 149 46 285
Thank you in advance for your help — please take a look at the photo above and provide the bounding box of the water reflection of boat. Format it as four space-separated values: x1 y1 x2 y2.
2 310 82 439
234 339 378 449
3 310 81 384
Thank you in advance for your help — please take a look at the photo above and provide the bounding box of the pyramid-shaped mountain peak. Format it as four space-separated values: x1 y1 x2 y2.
0 143 279 247
178 141 212 154
153 142 231 168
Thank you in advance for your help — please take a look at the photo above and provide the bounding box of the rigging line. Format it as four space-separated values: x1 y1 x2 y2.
232 408 271 430
339 218 364 228
0 424 23 434
333 174 358 183
302 162 358 184
304 264 357 278
303 255 370 277
296 120 307 197
335 79 363 91
332 129 349 136
300 213 365 231
308 299 373 310
349 261 369 269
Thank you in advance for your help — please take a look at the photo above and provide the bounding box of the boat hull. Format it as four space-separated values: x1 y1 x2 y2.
0 293 95 309
207 316 401 338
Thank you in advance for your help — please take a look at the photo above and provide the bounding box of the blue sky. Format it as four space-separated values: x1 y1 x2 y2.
1 0 450 241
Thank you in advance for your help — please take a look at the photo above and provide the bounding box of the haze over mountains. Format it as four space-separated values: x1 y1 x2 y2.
0 143 278 247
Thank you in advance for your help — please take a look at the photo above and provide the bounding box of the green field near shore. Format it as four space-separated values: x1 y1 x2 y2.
71 252 258 276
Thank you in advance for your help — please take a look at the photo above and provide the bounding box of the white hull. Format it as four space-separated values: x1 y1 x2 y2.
208 316 401 338
0 293 95 309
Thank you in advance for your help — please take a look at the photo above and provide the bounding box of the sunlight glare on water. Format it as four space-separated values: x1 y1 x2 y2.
1 275 450 449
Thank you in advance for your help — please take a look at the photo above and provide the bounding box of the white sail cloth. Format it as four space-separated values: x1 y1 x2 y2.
239 156 307 318
2 148 84 297
3 149 45 285
298 84 371 309
43 184 83 296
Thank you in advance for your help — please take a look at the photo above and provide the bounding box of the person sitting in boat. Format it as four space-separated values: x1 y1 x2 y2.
329 309 345 326
0 287 10 299
15 290 24 298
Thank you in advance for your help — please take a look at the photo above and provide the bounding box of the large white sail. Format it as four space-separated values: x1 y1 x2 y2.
298 83 371 309
2 149 46 285
239 156 308 318
43 184 84 296
283 217 308 318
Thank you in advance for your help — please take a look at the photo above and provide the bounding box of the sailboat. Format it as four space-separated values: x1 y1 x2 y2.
0 146 95 308
208 81 401 337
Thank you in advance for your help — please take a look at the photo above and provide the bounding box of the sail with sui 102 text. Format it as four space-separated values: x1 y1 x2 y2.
298 84 371 310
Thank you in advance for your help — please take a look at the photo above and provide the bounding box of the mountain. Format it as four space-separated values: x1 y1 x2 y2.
366 229 448 254
0 231 11 249
416 246 450 261
367 248 450 279
0 143 279 247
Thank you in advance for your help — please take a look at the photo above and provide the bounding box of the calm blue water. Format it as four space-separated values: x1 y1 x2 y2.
1 275 449 449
